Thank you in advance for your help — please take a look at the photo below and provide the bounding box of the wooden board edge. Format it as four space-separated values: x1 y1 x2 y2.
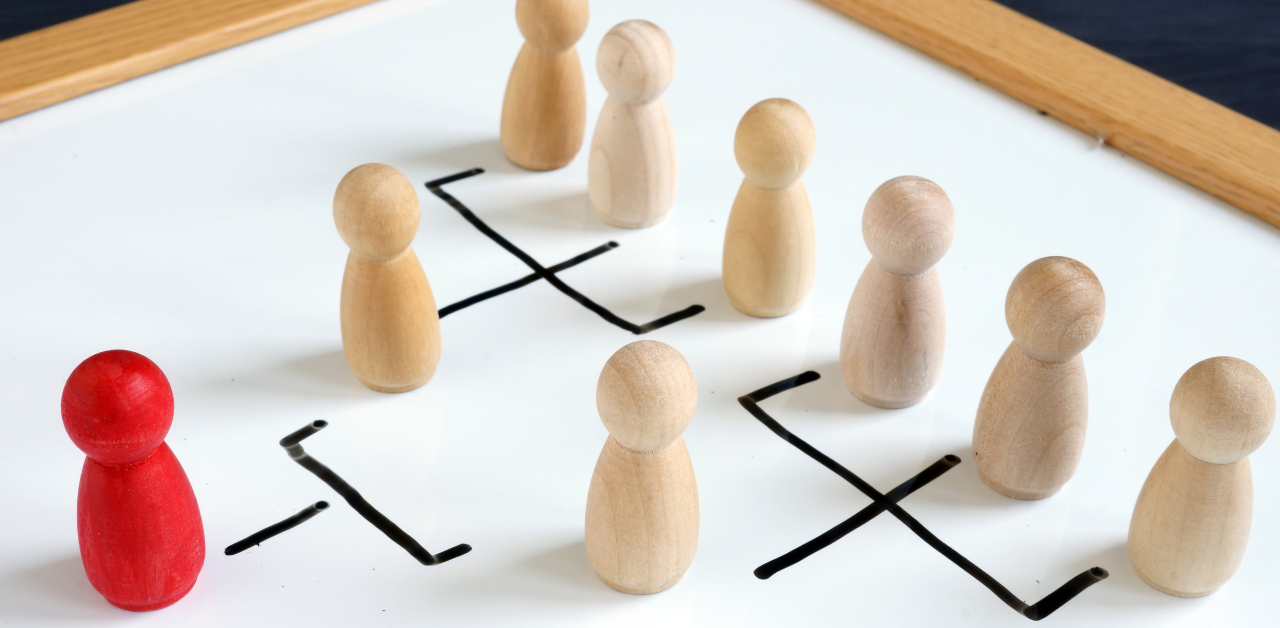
0 0 380 122
815 0 1280 230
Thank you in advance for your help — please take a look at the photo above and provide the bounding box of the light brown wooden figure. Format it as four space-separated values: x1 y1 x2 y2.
500 0 588 171
586 340 698 594
1129 357 1275 597
588 20 677 228
972 256 1104 499
840 176 954 409
334 164 440 393
722 98 816 317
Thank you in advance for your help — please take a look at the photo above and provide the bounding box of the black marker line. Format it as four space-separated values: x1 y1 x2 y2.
740 372 1108 621
426 169 704 334
225 501 330 556
754 455 958 579
438 241 618 318
279 420 471 566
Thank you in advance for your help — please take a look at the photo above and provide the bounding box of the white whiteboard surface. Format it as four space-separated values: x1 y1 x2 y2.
2 0 1278 625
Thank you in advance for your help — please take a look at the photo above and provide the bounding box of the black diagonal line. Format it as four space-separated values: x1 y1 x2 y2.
438 241 618 318
754 455 959 579
225 501 329 556
279 420 471 566
740 372 1108 621
426 169 704 334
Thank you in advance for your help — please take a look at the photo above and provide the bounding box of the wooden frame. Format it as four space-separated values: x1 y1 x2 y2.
3 0 1278 229
0 0 378 122
817 0 1280 229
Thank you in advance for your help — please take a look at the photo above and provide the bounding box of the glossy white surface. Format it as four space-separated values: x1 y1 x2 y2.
1 0 1278 625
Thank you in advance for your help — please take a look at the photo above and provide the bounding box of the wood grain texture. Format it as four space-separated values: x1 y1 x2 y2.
334 164 441 393
840 176 953 409
501 0 588 171
588 20 678 228
1129 356 1275 597
814 0 1280 229
972 257 1104 500
587 340 699 594
0 0 379 122
722 98 816 318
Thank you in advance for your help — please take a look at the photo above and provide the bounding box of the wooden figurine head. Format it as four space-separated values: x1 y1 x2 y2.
597 20 675 106
516 0 589 54
62 350 174 466
333 163 420 261
733 98 814 190
1005 256 1105 363
596 340 697 452
1170 357 1275 464
862 176 955 275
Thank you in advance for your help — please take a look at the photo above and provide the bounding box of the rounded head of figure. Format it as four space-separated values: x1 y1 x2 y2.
1005 256 1105 363
734 98 815 190
1170 356 1275 464
333 163 420 261
62 350 174 466
596 340 697 452
597 20 675 106
862 176 955 275
516 0 589 53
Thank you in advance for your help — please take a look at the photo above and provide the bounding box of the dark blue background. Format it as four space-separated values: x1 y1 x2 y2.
2 0 1278 128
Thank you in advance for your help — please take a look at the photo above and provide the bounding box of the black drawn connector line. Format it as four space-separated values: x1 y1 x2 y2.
426 168 704 334
740 371 1108 621
279 420 471 566
438 241 618 318
225 501 330 556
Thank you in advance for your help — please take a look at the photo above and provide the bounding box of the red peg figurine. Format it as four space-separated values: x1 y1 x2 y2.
61 350 205 611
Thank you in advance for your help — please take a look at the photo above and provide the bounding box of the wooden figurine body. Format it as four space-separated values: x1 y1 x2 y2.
840 176 954 408
62 350 205 611
335 163 441 393
1129 357 1274 597
588 20 677 228
722 98 816 317
972 257 1105 499
501 0 588 171
586 340 698 594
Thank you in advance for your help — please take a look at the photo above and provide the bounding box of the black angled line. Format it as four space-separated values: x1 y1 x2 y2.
426 169 704 334
279 420 471 566
438 241 618 318
740 372 1107 621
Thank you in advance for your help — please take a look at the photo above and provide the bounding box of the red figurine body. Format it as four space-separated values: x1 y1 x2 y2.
61 350 205 611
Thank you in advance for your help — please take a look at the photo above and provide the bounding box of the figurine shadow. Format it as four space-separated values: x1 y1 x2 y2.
485 190 616 236
207 349 375 402
0 554 116 620
435 540 626 608
770 360 890 418
404 138 523 177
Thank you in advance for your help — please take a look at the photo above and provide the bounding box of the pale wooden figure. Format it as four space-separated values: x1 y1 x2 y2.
334 164 440 393
722 98 816 317
588 20 677 228
586 340 698 594
972 257 1105 499
500 0 588 171
840 176 954 409
1129 357 1275 597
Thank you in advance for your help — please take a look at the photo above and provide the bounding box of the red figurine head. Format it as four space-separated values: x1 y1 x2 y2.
62 350 174 466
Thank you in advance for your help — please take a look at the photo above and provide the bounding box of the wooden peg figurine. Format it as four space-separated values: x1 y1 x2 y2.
1129 357 1275 597
588 20 678 228
722 98 816 317
586 340 699 594
334 163 441 393
63 350 205 611
500 0 589 170
972 256 1105 499
840 176 954 408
